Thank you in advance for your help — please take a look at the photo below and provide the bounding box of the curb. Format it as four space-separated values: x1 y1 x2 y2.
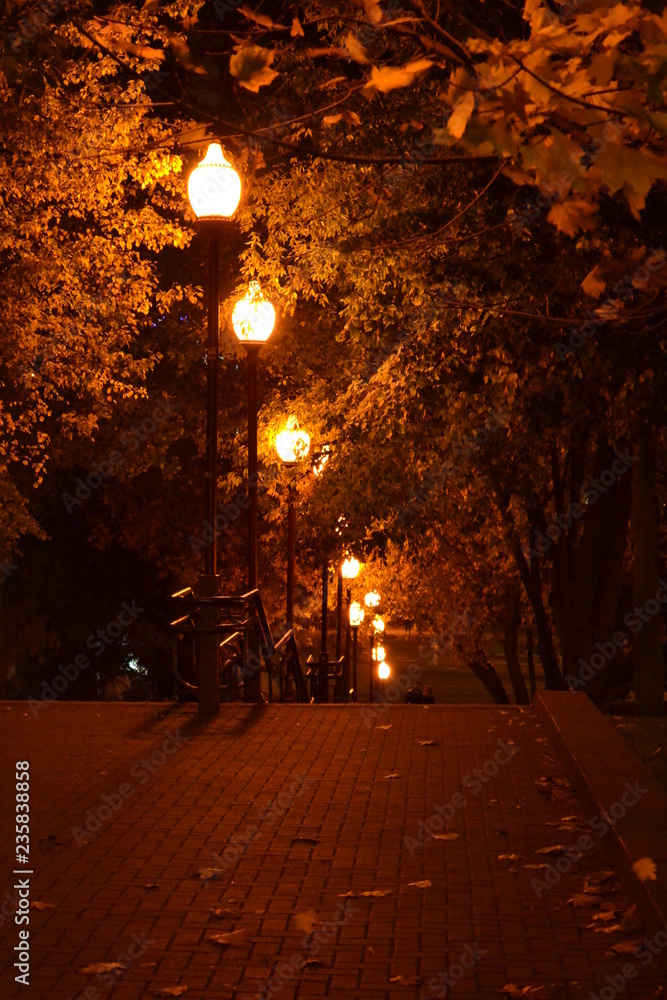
534 691 667 936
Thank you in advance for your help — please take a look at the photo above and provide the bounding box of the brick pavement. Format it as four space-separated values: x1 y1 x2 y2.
1 702 666 1000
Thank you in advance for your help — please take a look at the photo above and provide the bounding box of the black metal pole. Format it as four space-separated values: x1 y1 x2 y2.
319 559 328 702
246 344 260 589
205 226 220 577
198 223 222 718
335 564 343 660
344 586 351 703
369 633 374 703
352 626 358 703
287 480 295 628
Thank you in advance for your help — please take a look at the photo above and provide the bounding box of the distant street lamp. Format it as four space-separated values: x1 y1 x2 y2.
378 660 391 698
341 555 360 703
187 141 242 718
232 280 275 589
365 591 380 609
370 613 385 703
275 418 310 629
349 601 364 703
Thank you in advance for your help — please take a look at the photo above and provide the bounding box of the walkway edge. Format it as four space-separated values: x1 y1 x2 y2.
534 691 667 934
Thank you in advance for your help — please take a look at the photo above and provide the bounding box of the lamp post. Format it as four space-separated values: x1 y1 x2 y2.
275 419 310 629
187 142 242 718
341 556 360 703
378 660 391 700
349 600 364 703
232 281 275 590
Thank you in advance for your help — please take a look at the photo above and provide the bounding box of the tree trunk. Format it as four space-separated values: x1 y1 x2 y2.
631 428 666 716
503 582 530 703
466 649 511 704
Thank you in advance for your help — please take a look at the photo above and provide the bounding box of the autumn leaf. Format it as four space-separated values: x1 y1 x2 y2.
498 854 524 861
210 907 242 919
535 845 566 856
293 910 320 933
323 114 343 126
434 833 459 840
363 59 433 96
447 92 475 140
31 901 56 910
547 198 598 237
390 974 422 985
568 894 603 907
408 879 432 888
239 4 274 29
79 963 126 976
581 265 606 298
229 45 278 93
632 857 657 882
291 18 304 37
208 928 251 947
606 939 642 957
345 32 369 64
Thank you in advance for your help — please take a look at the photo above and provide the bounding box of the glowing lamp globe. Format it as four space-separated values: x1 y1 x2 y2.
372 616 385 634
378 662 391 680
276 418 310 466
232 281 275 344
187 143 241 219
372 643 386 662
365 591 380 608
341 556 360 580
349 601 365 627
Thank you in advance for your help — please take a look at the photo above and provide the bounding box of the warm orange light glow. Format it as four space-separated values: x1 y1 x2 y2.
372 615 385 633
378 662 390 680
365 591 381 608
276 417 310 465
187 143 242 219
372 643 386 662
313 445 330 477
349 601 365 627
232 281 275 344
341 556 360 580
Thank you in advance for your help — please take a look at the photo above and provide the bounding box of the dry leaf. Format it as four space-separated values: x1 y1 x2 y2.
79 963 126 976
377 725 392 729
390 974 422 985
345 31 368 64
363 59 433 96
229 45 278 93
498 854 524 862
208 928 251 947
210 907 242 919
239 3 273 28
291 17 304 37
31 901 55 910
416 740 438 746
434 833 459 841
293 910 320 934
547 198 598 237
338 889 392 898
592 909 618 922
408 880 431 888
581 265 607 298
535 845 566 856
632 857 657 882
195 868 222 880
606 939 642 956
322 114 343 126
384 773 401 779
151 989 188 998
523 864 548 870
569 894 603 907
447 91 475 140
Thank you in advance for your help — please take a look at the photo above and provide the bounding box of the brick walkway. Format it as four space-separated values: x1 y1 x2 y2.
1 702 666 1000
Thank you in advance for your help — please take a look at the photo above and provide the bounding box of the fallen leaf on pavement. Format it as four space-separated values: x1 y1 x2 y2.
434 833 459 840
592 909 617 922
195 868 223 880
384 773 401 779
498 854 524 862
293 910 320 933
568 894 603 908
523 864 548 870
606 939 642 956
390 974 421 985
31 901 55 910
535 845 566 856
208 929 250 947
632 857 657 882
377 725 392 730
416 740 438 746
338 889 393 898
210 907 242 919
408 880 431 888
79 963 126 976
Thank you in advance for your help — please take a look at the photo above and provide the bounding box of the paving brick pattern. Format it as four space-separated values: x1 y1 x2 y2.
1 702 666 1000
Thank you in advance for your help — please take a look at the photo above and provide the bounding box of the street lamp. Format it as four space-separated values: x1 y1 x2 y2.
232 280 275 590
365 591 380 609
369 613 385 702
349 601 364 703
378 660 391 699
275 418 310 630
187 141 241 718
